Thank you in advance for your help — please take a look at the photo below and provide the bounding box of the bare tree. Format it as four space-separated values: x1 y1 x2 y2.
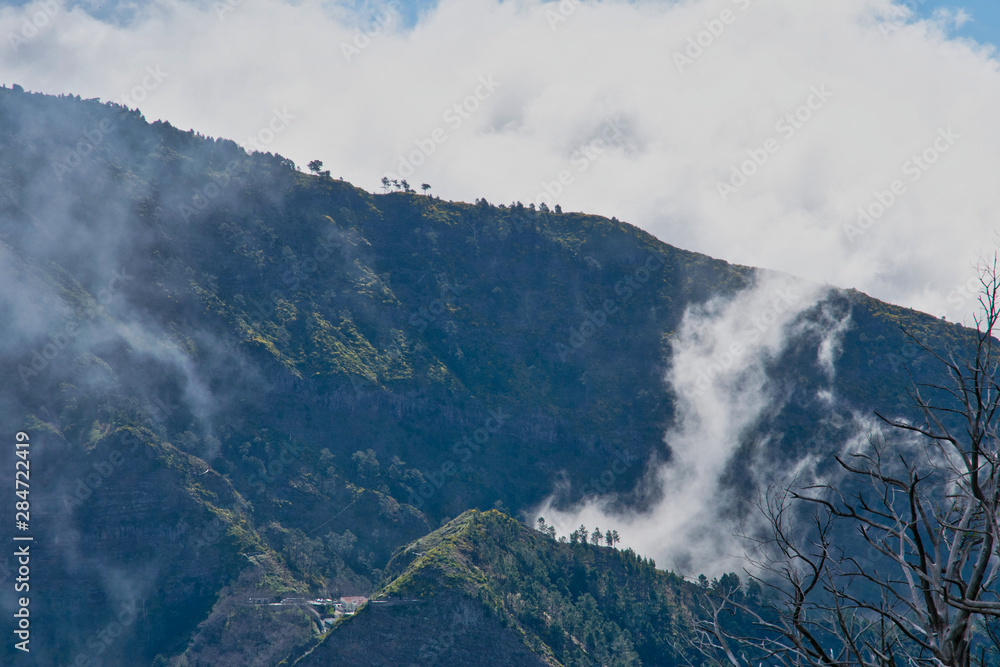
696 257 1000 667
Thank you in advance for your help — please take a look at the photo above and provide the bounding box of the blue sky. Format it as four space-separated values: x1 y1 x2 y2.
917 0 999 45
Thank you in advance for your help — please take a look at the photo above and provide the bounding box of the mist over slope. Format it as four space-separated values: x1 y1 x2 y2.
0 85 976 664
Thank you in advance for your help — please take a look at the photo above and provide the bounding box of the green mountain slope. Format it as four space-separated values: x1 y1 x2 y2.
298 510 698 666
0 85 977 664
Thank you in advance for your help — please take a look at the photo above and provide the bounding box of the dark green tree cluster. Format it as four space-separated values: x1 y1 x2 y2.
381 176 418 194
537 517 620 548
307 159 332 178
395 511 691 665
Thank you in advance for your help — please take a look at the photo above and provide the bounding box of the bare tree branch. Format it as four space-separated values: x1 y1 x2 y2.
696 254 1000 667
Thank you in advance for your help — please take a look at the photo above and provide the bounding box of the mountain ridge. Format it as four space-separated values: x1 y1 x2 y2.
0 84 977 664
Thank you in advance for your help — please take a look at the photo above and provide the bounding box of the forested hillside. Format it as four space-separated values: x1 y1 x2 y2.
0 85 975 664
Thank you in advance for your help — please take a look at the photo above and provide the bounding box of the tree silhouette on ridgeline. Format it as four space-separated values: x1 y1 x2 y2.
536 518 623 550
379 178 424 194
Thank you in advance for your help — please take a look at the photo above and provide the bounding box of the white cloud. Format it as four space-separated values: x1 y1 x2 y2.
537 271 832 575
1 0 998 321
933 7 973 29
